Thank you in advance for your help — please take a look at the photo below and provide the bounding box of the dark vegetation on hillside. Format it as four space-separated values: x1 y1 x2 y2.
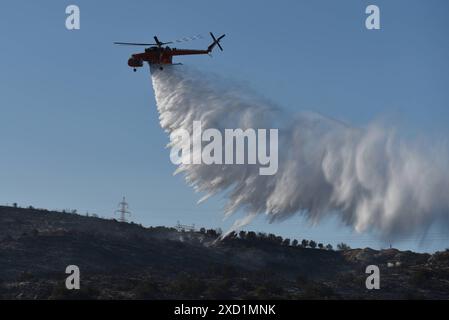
1 205 448 300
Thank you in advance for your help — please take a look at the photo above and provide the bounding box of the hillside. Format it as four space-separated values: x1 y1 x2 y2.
0 205 448 299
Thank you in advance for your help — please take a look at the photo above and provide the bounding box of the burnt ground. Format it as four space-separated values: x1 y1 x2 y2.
1 205 448 300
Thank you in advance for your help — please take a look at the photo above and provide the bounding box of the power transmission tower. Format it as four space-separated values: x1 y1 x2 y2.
175 220 196 232
115 196 131 223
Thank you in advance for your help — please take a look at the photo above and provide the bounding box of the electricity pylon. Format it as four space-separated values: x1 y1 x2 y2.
115 196 131 223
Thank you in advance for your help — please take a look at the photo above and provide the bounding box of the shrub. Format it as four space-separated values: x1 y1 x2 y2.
49 283 100 300
134 279 161 299
410 269 433 287
18 271 34 282
302 282 336 299
171 274 206 298
205 279 233 299
296 275 309 287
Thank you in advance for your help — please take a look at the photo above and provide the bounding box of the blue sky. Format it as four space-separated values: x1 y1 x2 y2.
0 1 448 252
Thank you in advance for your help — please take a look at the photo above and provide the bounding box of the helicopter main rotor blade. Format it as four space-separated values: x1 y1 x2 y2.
172 34 204 44
114 42 157 46
114 33 204 47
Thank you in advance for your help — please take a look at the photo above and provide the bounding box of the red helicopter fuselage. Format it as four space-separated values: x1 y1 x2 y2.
116 32 225 72
128 47 209 68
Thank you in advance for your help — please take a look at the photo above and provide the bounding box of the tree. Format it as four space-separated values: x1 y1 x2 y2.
199 227 206 234
337 242 351 251
309 240 317 249
206 229 218 237
318 243 324 249
301 239 309 248
239 231 247 239
275 236 283 245
257 232 267 240
223 231 237 240
246 231 257 241
13 203 18 208
282 238 291 246
267 233 277 244
292 239 299 247
326 244 333 251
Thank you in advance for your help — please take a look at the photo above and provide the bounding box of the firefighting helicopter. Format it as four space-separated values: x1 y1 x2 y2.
114 32 225 71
